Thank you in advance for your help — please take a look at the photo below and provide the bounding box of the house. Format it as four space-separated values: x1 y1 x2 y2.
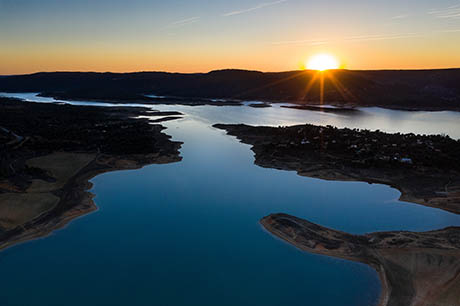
400 157 413 164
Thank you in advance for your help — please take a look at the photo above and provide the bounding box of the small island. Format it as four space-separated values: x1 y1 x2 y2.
281 105 360 114
248 102 272 108
0 97 183 250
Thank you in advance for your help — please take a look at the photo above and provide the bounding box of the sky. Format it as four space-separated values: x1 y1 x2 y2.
1 0 460 74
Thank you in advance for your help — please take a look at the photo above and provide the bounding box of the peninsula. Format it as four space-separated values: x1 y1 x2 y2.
214 123 460 214
261 213 460 306
215 122 460 305
0 97 183 250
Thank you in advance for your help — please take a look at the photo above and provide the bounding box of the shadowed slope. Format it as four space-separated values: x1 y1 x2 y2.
1 69 460 110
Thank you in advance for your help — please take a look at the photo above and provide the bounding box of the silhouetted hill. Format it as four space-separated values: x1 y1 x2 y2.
1 69 460 110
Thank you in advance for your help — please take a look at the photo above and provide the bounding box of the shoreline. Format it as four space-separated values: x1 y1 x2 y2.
215 122 460 305
0 152 181 251
214 123 460 214
3 91 460 112
2 69 460 112
278 100 460 112
26 92 460 112
259 216 390 306
1 96 459 305
37 93 243 107
0 97 183 250
260 214 460 306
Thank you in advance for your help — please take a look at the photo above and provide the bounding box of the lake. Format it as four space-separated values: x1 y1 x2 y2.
1 93 460 306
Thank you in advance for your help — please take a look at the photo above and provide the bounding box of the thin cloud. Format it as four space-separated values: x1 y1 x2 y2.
344 33 421 42
271 28 460 47
223 0 288 17
271 39 328 46
271 32 423 46
436 28 460 33
166 17 200 28
391 14 409 20
428 3 460 18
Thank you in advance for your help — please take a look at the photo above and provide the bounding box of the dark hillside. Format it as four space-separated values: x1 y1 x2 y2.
1 69 460 110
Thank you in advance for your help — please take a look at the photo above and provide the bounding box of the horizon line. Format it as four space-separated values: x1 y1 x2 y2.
2 66 460 76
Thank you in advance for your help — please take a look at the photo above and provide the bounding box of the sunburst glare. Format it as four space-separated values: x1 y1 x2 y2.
306 54 339 71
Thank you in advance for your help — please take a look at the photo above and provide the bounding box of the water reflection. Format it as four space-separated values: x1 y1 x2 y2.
1 92 460 138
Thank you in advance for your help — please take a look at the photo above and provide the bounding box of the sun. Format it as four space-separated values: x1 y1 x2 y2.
306 54 339 71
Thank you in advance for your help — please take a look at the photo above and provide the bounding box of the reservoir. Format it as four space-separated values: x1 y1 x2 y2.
1 93 460 306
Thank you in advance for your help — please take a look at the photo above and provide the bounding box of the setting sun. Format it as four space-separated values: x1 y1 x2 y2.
306 54 339 71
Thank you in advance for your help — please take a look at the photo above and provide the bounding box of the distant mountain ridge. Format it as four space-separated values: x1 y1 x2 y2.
1 69 460 110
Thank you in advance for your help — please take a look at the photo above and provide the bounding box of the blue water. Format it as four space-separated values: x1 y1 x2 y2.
1 93 460 306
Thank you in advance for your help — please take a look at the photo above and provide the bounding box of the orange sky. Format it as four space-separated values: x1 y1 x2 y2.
1 0 460 74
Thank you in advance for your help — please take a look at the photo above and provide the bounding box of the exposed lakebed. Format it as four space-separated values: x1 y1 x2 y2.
1 93 460 306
